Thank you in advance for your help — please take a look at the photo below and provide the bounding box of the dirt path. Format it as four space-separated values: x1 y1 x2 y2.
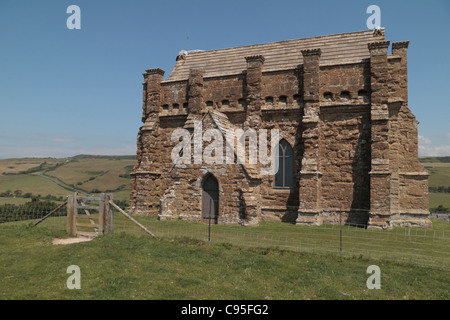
52 237 94 245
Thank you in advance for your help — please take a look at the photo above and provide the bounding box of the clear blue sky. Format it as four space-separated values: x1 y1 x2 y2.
0 0 449 159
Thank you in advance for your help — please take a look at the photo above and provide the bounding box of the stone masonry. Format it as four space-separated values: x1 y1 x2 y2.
130 29 431 229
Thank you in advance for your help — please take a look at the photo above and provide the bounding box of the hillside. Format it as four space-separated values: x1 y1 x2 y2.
0 155 136 205
419 156 450 163
420 157 450 212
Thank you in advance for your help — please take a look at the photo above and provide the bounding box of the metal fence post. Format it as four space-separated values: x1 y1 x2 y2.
339 211 342 256
208 198 212 242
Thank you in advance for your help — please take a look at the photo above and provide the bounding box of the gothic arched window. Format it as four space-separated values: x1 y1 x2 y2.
274 139 294 188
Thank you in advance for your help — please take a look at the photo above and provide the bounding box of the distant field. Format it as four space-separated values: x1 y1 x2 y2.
423 165 450 188
0 158 67 175
421 158 450 210
45 157 135 193
429 192 450 210
0 155 136 205
0 174 71 198
420 156 450 163
111 190 133 202
0 197 34 205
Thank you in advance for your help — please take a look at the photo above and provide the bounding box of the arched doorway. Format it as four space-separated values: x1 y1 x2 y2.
274 139 294 188
202 174 219 224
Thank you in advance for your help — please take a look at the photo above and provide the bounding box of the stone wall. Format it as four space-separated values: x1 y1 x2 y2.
319 106 371 225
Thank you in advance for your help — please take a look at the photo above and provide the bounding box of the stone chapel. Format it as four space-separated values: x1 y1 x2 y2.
129 29 431 229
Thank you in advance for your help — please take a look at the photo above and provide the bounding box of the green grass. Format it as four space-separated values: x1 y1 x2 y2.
422 161 450 210
0 224 449 300
0 174 71 198
0 197 33 205
0 158 66 175
109 190 132 202
111 215 450 270
429 192 450 209
423 165 450 188
6 209 448 272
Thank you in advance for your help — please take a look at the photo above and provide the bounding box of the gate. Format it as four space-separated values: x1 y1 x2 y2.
67 193 114 237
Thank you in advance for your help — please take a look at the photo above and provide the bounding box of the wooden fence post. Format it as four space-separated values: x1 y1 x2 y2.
67 195 75 236
99 194 105 234
73 193 78 236
105 194 114 234
100 193 114 235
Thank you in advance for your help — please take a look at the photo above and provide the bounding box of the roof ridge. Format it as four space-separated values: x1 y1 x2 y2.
177 29 383 57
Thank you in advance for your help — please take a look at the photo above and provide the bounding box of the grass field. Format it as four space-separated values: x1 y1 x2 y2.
0 174 71 198
45 157 135 193
0 223 449 300
422 159 450 209
420 156 450 163
0 157 66 175
0 155 136 204
423 165 450 188
0 196 36 205
5 211 449 272
117 216 450 270
429 192 450 210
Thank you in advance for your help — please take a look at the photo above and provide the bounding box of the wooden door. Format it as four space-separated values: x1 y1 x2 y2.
202 175 219 223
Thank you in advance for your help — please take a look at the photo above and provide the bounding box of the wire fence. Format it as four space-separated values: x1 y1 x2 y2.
112 212 450 271
1 201 449 271
0 200 68 230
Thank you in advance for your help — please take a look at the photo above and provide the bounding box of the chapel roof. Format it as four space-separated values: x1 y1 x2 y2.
164 29 385 83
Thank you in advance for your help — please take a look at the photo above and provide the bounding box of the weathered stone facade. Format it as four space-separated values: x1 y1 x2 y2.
130 29 431 229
